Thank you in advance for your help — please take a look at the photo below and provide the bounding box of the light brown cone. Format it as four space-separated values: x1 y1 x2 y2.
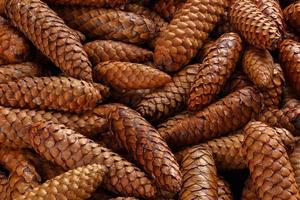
188 33 243 111
284 1 300 33
16 164 106 200
242 121 300 199
56 7 157 44
154 0 229 72
0 76 101 113
94 61 171 90
5 0 93 81
153 0 185 21
222 72 251 95
84 40 153 65
229 0 282 50
179 145 218 200
28 122 156 198
0 16 30 65
217 176 233 200
45 0 127 7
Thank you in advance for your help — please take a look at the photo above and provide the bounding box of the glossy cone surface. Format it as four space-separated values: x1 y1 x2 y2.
16 164 106 200
229 0 282 50
279 39 300 96
242 121 300 199
188 33 243 111
94 61 171 90
284 1 300 33
136 64 201 121
179 145 218 200
290 140 300 188
154 0 229 72
28 122 156 198
84 40 153 65
57 7 157 44
93 104 182 193
5 0 93 81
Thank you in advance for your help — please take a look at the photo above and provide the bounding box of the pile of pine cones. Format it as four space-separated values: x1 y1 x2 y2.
0 0 299 199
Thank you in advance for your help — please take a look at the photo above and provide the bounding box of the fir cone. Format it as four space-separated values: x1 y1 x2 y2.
45 0 128 7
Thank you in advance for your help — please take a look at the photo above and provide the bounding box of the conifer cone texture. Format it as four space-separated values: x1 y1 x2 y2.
279 39 300 96
94 61 171 90
5 0 93 81
0 16 31 65
229 0 282 50
217 177 233 200
16 164 106 200
290 140 300 188
28 122 156 198
93 104 182 194
0 76 101 113
45 0 128 7
154 0 229 72
153 0 185 21
284 1 300 33
56 7 157 44
188 32 243 111
136 64 202 122
242 121 300 199
179 145 218 200
158 86 262 149
84 40 153 65
241 178 258 200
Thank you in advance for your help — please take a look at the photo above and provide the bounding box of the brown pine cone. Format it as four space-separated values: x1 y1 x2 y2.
28 122 156 198
154 0 229 72
136 64 201 121
5 0 93 81
0 76 101 113
0 148 41 200
279 39 300 96
153 0 186 21
0 172 7 199
217 176 233 200
158 86 262 149
56 7 157 44
93 104 182 194
242 121 300 199
188 33 243 111
222 72 251 95
195 39 215 62
84 40 153 65
229 0 282 50
179 145 218 200
212 10 236 37
284 1 300 33
254 0 285 33
290 140 300 188
0 16 30 65
241 178 258 200
94 61 171 90
0 106 108 149
16 164 106 200
0 62 45 84
45 0 127 7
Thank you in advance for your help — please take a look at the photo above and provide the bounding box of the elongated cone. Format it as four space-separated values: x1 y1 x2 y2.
93 104 182 194
254 0 285 33
117 3 168 30
0 16 30 65
153 0 185 21
243 47 284 108
109 198 139 200
290 140 300 189
0 62 44 84
84 40 153 65
94 61 171 90
229 0 282 50
242 121 300 199
222 72 251 95
0 76 101 113
217 177 233 200
0 148 41 200
0 106 108 149
28 122 156 198
5 0 93 81
241 178 258 200
179 145 218 200
284 2 300 33
45 0 127 7
279 39 300 96
154 0 229 72
158 86 262 149
136 64 201 121
56 7 157 44
188 33 243 111
16 164 106 200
